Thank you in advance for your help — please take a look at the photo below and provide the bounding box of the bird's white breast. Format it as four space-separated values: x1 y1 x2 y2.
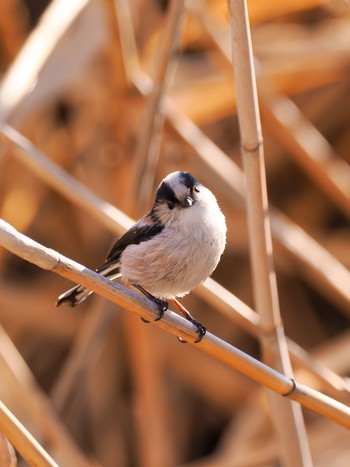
120 187 226 300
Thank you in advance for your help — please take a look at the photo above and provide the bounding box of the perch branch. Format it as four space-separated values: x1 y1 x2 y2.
1 219 350 429
1 124 349 400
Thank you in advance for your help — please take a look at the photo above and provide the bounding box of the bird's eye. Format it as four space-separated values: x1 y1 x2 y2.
194 186 200 193
167 202 175 210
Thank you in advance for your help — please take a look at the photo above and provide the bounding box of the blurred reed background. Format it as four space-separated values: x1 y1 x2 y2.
0 0 350 465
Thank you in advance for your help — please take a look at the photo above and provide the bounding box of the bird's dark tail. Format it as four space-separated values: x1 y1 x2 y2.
56 264 121 307
56 285 93 307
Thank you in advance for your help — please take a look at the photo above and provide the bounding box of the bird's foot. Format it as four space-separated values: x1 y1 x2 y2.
178 318 206 344
140 298 168 323
133 284 168 322
171 299 206 344
154 298 168 321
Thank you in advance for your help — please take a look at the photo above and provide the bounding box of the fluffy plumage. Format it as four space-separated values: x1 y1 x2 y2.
56 171 226 309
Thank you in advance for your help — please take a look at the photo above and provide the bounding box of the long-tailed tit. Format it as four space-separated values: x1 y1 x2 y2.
56 171 227 342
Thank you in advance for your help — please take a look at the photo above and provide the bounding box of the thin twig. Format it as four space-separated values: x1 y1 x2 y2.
1 219 350 429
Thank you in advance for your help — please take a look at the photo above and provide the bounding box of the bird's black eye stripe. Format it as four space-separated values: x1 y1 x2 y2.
155 181 178 205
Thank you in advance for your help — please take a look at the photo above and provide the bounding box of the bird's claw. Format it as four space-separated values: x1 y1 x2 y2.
193 321 207 343
138 292 206 344
178 319 206 344
140 298 168 323
154 299 168 321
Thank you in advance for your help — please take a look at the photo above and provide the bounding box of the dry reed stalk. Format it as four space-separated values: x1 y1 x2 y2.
0 326 99 467
48 299 128 465
122 316 174 467
314 330 350 376
114 3 185 465
0 400 58 467
103 0 128 89
196 6 350 219
1 0 348 322
199 279 350 401
227 0 312 465
131 0 185 210
1 125 349 401
285 340 350 400
60 6 350 320
50 302 114 412
180 393 276 467
113 0 141 83
121 300 174 466
236 0 331 24
269 210 350 315
259 87 350 219
165 103 350 316
213 395 268 466
0 0 106 125
0 433 16 467
1 219 350 429
165 335 254 411
3 0 347 322
196 14 350 310
166 7 350 317
0 124 133 235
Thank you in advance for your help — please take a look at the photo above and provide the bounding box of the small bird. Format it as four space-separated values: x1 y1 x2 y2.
56 171 227 342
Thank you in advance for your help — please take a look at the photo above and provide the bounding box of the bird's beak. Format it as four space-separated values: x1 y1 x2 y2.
184 196 194 207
